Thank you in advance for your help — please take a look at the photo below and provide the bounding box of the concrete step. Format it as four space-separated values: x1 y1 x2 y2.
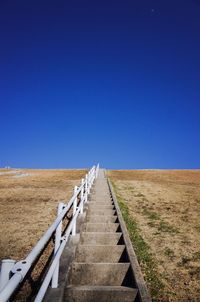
65 285 138 302
87 209 116 215
88 204 113 208
89 202 114 206
91 196 112 203
80 232 124 245
86 215 118 223
93 194 109 196
90 196 112 203
83 223 121 232
75 245 128 263
93 189 110 193
69 263 131 286
92 193 111 197
88 205 114 210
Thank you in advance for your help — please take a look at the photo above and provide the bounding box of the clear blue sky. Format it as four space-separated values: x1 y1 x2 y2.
0 0 200 169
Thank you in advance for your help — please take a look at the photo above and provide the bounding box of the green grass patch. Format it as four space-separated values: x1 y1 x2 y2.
164 247 175 259
192 251 200 261
143 208 160 221
111 181 164 300
177 251 200 267
142 207 179 235
177 255 191 267
157 221 179 234
147 221 157 228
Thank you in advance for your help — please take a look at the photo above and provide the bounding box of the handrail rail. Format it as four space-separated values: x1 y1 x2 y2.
34 193 87 302
0 164 99 302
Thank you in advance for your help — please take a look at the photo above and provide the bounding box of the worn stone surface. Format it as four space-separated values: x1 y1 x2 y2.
87 208 116 215
83 222 120 232
70 263 131 285
75 245 127 263
80 232 124 245
86 214 118 223
65 285 138 302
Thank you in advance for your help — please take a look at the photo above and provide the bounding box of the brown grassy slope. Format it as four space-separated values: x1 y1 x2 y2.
108 170 200 302
0 169 86 261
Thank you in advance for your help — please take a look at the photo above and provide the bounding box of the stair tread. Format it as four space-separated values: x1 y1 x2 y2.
83 223 120 233
65 285 138 301
70 263 132 286
77 244 125 248
87 214 117 217
75 245 127 263
88 210 116 213
80 232 124 245
64 285 138 302
67 285 137 291
86 215 118 222
84 222 119 226
81 231 122 235
65 285 138 302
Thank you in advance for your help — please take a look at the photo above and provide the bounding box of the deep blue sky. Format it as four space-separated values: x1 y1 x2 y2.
0 0 200 169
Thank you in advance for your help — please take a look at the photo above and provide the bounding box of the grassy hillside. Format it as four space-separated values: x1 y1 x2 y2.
0 169 86 260
108 170 200 302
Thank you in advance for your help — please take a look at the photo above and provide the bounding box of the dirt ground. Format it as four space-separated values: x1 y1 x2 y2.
108 170 200 302
0 169 86 261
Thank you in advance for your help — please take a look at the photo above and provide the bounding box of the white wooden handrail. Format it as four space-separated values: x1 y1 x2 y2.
0 164 99 302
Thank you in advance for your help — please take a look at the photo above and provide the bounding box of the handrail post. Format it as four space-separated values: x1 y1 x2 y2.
51 202 64 288
88 171 92 194
72 186 78 235
85 175 88 203
80 179 84 214
96 164 99 178
88 173 90 194
0 259 16 292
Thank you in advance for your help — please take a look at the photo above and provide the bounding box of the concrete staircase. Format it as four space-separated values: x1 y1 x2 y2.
63 170 147 302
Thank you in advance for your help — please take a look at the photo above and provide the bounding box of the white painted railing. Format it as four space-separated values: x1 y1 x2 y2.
0 164 99 302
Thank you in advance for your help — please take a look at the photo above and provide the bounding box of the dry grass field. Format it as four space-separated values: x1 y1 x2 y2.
0 169 86 262
108 170 200 302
